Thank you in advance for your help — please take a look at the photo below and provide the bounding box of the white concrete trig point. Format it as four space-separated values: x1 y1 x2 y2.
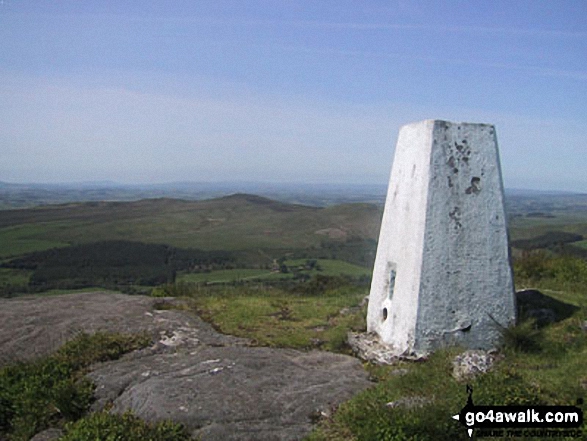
367 120 516 356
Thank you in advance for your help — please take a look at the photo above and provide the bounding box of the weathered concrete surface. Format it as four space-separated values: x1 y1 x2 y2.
368 120 516 356
0 292 372 440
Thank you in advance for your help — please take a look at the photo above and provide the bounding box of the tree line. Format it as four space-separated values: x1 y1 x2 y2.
1 240 236 294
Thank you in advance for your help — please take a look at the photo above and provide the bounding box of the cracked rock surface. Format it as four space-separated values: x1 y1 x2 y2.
0 292 372 440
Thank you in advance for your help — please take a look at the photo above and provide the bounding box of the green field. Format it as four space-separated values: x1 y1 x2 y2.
3 193 587 297
178 268 281 284
0 224 71 259
286 258 371 278
176 259 370 284
0 196 379 296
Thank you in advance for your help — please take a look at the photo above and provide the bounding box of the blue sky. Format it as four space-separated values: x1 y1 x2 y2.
1 1 586 191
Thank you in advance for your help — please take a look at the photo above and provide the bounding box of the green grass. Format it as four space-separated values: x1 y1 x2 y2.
513 252 587 305
306 349 467 441
0 224 70 259
0 332 151 441
306 254 587 440
574 239 587 250
307 312 587 441
160 283 367 352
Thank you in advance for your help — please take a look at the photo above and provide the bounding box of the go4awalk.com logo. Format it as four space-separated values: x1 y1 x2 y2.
452 386 584 438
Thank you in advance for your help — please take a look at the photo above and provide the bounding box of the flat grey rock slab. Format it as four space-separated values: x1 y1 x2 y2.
90 346 370 441
0 292 372 440
0 292 240 365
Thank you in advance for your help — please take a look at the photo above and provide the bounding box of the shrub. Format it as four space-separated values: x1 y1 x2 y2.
4 241 236 293
552 255 587 284
514 251 587 285
61 411 192 441
151 282 195 298
513 250 554 281
0 357 93 440
511 231 583 251
0 332 151 440
54 332 151 371
292 274 352 296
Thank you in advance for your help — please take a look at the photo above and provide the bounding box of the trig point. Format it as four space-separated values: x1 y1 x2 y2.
367 120 516 356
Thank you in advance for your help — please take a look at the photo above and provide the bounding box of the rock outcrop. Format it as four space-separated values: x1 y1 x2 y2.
0 292 373 440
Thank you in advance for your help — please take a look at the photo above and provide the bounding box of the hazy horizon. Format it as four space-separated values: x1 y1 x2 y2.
2 178 586 196
2 1 586 193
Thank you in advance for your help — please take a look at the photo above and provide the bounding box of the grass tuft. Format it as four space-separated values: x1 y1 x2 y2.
499 319 544 353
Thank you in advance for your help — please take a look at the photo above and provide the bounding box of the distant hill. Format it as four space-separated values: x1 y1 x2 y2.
0 194 382 261
505 188 585 196
0 181 387 209
3 180 587 211
506 190 587 216
3 183 587 261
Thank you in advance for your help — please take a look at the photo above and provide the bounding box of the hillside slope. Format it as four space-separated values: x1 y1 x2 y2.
0 194 382 259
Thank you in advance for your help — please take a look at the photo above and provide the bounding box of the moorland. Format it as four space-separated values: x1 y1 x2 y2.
1 185 587 440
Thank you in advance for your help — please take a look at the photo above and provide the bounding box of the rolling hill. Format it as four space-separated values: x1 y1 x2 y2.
0 194 383 260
